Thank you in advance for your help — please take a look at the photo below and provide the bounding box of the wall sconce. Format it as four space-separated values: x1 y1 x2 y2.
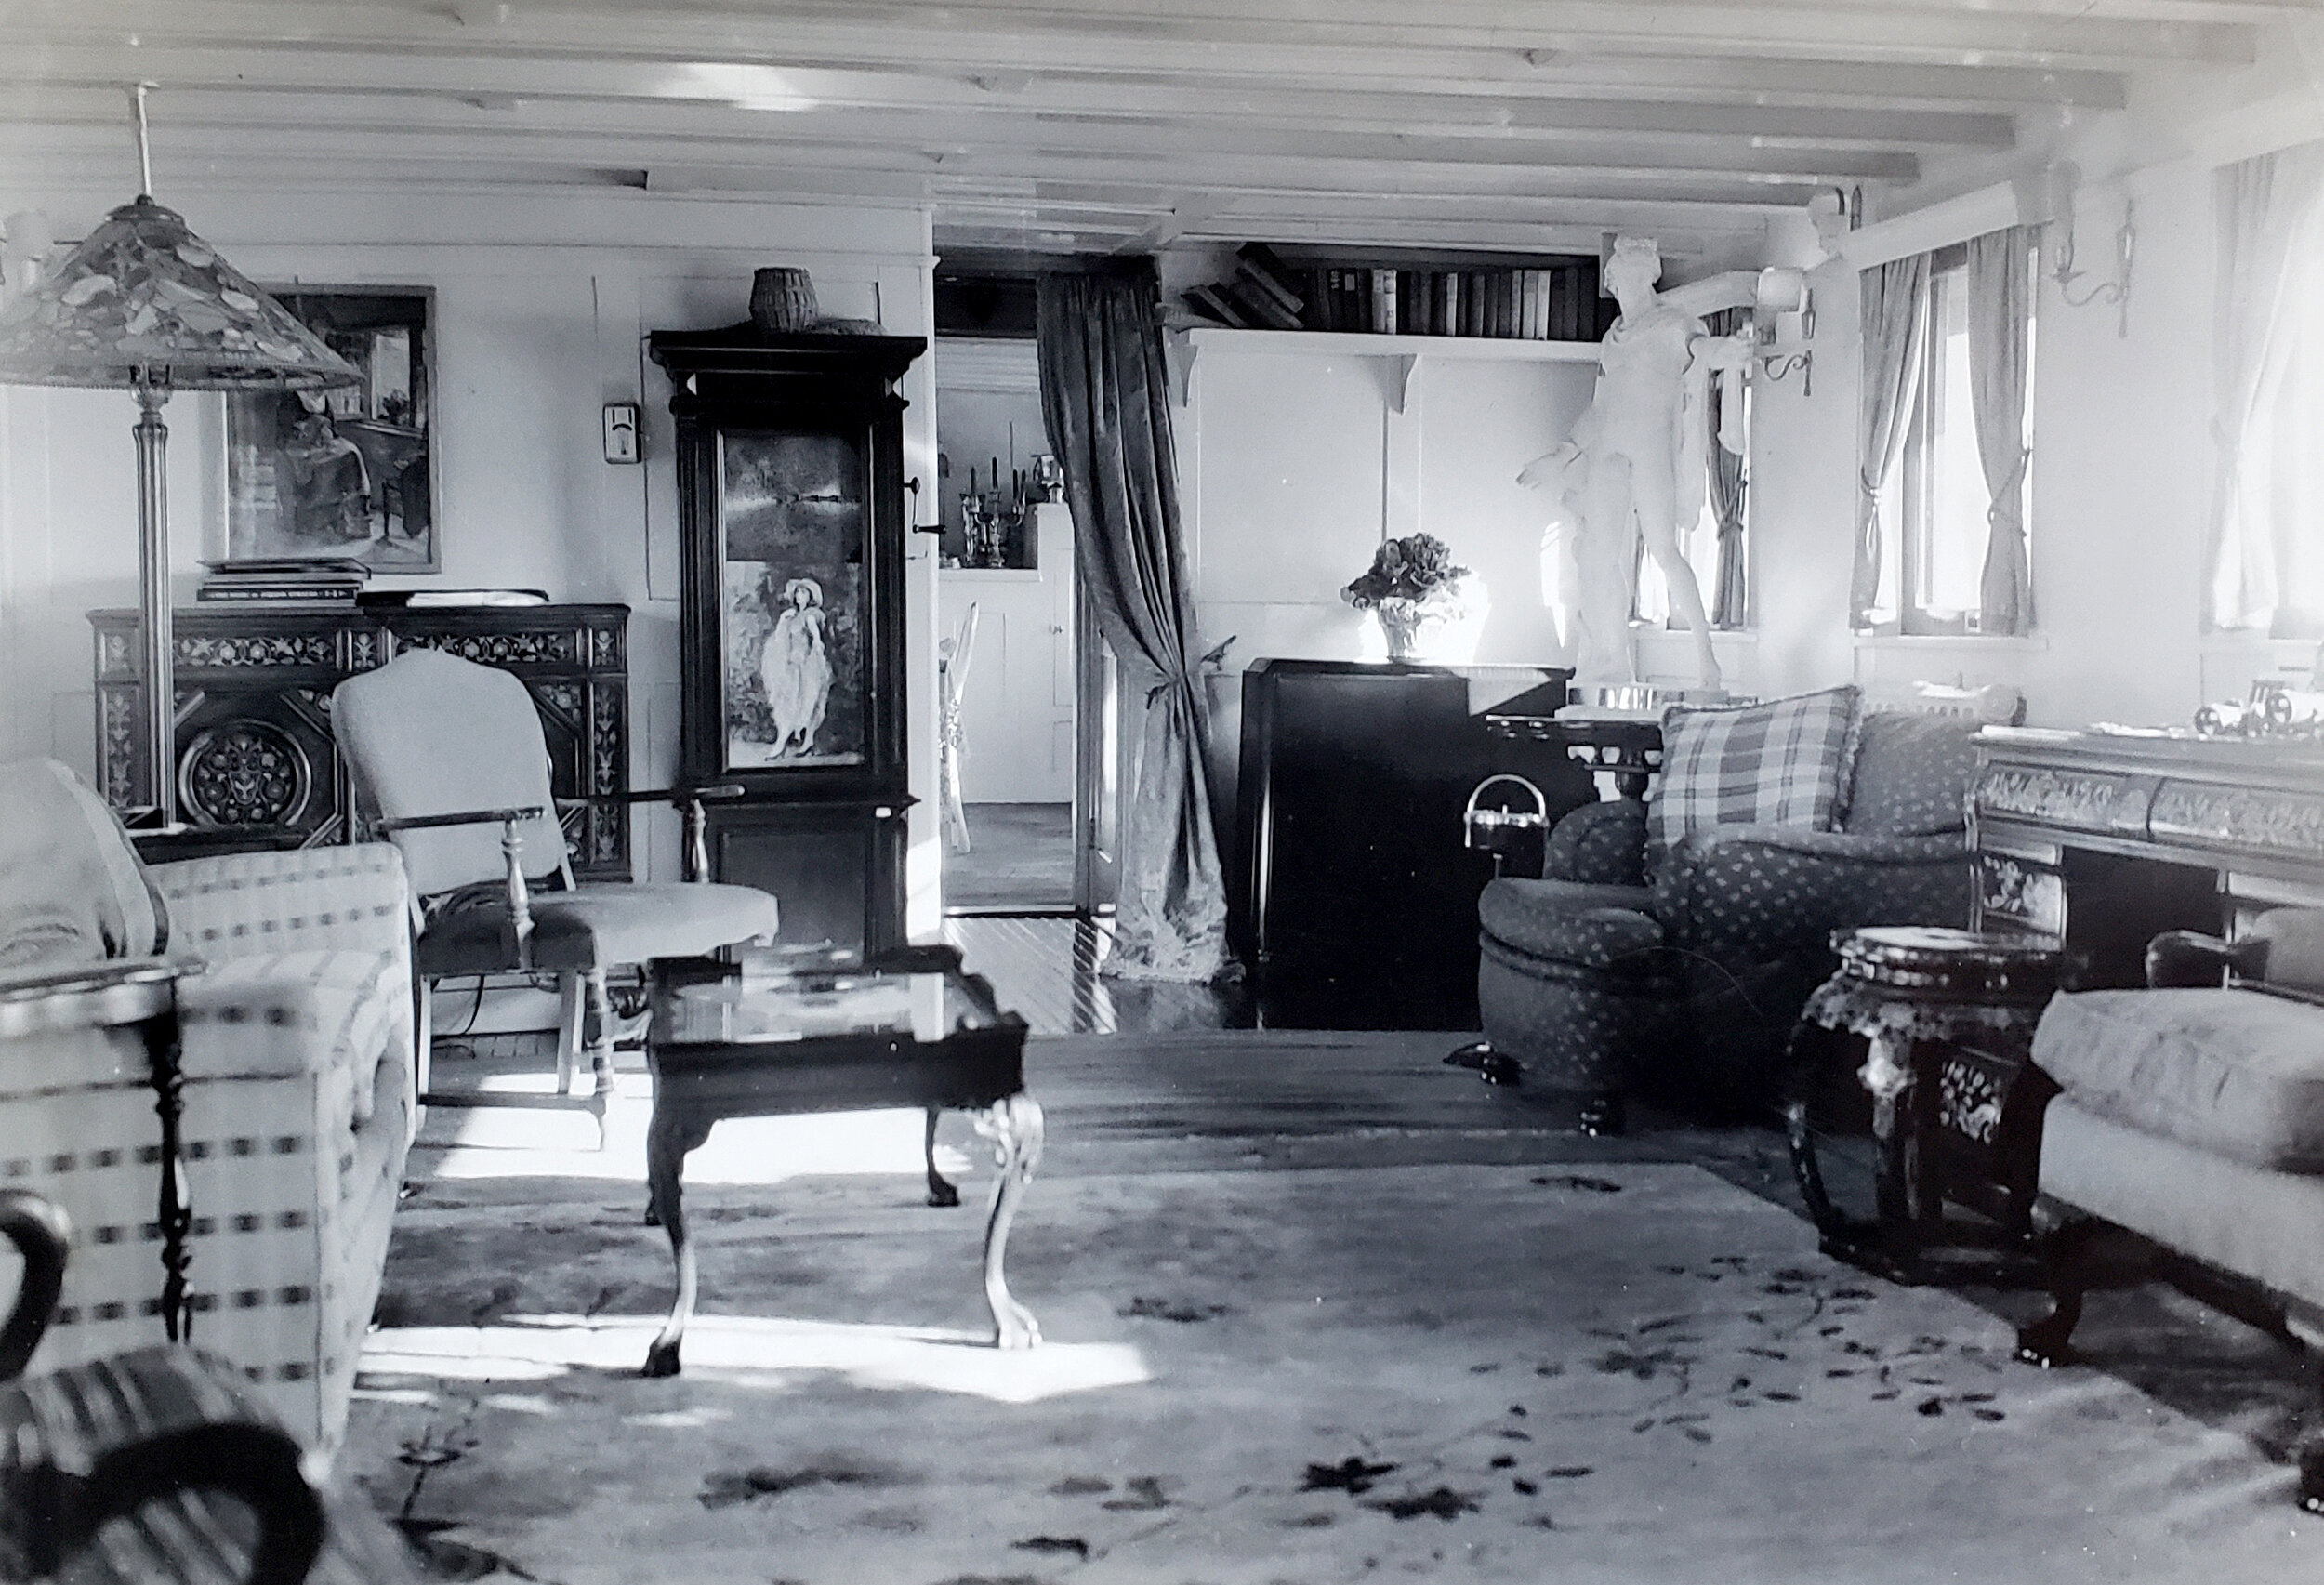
2046 161 2133 337
1743 266 1814 395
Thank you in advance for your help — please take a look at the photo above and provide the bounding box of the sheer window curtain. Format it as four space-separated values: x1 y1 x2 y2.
1853 254 1931 627
1968 225 2038 634
2212 139 2324 635
1036 265 1229 982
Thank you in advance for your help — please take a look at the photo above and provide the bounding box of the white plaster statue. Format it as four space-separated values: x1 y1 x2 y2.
1520 235 1748 695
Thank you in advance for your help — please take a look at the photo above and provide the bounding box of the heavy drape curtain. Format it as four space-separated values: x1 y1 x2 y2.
1704 307 1749 627
1036 265 1228 982
2210 139 2324 633
1852 254 1931 627
1967 225 2038 634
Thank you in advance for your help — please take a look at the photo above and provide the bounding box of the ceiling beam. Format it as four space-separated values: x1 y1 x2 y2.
8 0 2252 69
0 97 1926 183
2 19 2141 107
0 73 2022 150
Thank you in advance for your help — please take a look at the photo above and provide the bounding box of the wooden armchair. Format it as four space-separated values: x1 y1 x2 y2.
334 648 781 1143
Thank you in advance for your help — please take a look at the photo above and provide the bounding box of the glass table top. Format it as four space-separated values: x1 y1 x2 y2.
655 948 1002 1048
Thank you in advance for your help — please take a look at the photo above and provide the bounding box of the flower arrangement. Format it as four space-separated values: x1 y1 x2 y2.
1340 534 1486 662
1340 533 1471 610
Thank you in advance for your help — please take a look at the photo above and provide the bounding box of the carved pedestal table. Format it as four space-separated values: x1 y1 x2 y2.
640 945 1038 1377
1784 926 2061 1284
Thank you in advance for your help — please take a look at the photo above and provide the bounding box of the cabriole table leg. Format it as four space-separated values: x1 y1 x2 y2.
973 1092 1044 1350
643 1108 714 1377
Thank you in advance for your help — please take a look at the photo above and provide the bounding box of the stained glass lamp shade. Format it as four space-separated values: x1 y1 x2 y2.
0 196 358 826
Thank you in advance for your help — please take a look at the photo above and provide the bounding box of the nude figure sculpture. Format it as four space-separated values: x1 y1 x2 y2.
1520 235 1748 696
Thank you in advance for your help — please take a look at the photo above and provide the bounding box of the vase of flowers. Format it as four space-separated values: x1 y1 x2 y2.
1341 533 1487 663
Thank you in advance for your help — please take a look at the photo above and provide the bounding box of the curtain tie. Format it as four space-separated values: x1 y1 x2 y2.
1146 671 1198 708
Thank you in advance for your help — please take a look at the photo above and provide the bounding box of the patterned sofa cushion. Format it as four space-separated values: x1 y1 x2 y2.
1841 712 1977 838
2033 986 2324 1172
1650 686 1858 863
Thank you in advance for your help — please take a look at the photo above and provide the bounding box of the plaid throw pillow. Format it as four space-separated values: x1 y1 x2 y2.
1650 685 1859 857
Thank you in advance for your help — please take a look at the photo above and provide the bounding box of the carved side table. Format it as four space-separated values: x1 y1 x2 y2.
640 944 1038 1377
1784 926 2061 1283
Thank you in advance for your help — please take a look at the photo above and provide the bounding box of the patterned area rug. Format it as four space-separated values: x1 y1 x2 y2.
342 1145 2321 1584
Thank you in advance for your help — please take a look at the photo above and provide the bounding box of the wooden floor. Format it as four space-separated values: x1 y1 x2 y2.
943 802 1074 913
941 914 1256 1037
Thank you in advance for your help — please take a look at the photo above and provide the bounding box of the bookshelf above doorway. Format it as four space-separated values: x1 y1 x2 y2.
1176 325 1604 413
1182 243 1613 343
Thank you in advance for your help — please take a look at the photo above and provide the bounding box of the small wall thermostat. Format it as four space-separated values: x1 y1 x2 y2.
601 402 641 464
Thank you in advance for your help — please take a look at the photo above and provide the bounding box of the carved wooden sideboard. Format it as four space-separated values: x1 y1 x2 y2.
88 603 633 878
1969 726 2324 989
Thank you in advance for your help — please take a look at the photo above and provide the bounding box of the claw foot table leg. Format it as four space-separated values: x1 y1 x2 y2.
973 1092 1043 1350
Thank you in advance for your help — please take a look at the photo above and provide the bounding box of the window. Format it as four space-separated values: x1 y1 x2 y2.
1632 485 1724 627
1865 241 2038 634
1635 363 1747 629
2212 169 2324 638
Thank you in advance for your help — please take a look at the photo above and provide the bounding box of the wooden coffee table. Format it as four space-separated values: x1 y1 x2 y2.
640 944 1039 1377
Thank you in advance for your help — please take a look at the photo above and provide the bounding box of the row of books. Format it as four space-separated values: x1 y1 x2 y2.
1182 243 1608 341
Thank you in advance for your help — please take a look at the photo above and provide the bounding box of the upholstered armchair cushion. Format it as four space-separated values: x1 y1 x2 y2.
1543 799 1649 888
1649 684 1857 861
2034 986 2324 1173
1840 712 1978 838
1650 825 1972 960
414 879 782 975
1478 878 1660 972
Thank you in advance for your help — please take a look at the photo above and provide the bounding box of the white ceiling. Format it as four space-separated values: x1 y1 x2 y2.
0 1 2308 260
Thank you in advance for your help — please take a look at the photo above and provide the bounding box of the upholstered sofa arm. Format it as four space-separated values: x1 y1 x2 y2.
1544 799 1648 887
176 949 413 1139
1652 826 1972 959
151 845 411 969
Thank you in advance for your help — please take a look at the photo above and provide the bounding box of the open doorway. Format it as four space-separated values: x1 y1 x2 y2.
933 327 1103 916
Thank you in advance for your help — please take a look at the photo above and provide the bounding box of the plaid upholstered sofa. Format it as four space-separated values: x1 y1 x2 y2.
1477 688 1978 1117
0 759 415 1462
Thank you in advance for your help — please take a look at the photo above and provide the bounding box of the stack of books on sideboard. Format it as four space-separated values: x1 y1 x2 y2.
197 558 370 605
1183 243 1611 341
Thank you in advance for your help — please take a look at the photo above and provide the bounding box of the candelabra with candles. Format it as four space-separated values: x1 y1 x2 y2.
958 457 1031 568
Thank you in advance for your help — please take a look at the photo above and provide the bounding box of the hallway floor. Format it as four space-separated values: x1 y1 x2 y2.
944 801 1073 913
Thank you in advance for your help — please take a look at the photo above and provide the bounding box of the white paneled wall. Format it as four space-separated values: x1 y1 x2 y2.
1178 331 1597 674
0 190 947 931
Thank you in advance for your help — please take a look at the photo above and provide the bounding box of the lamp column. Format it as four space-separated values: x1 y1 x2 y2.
134 378 176 826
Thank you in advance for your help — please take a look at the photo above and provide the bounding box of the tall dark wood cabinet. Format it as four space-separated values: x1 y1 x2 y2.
648 325 925 959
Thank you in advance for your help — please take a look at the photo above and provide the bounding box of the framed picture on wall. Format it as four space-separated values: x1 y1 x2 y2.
221 286 438 571
717 429 869 771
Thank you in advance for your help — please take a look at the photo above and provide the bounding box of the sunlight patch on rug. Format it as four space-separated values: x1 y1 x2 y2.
415 1097 980 1185
360 1314 1148 1403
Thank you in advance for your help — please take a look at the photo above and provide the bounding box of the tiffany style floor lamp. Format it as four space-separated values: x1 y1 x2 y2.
0 86 355 826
